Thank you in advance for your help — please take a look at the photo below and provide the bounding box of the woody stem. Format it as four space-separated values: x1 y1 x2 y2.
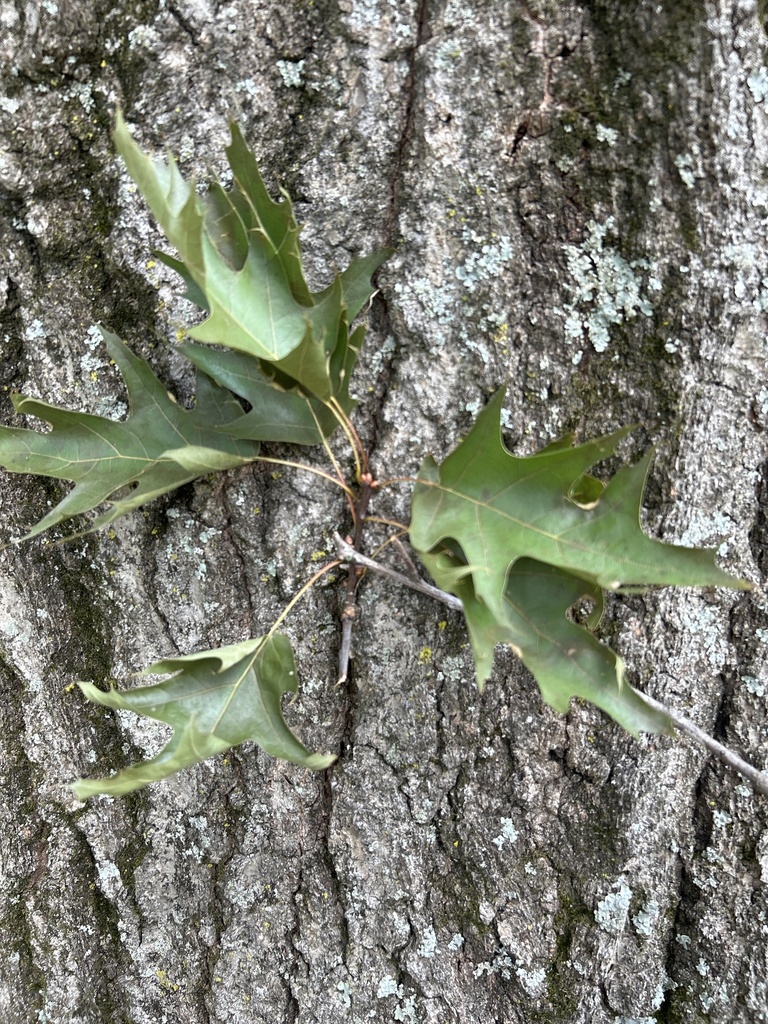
337 474 375 684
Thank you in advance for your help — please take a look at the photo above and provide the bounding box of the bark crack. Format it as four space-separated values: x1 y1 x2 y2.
200 760 247 1017
318 770 351 967
166 0 202 46
286 864 309 1024
330 0 433 735
220 474 258 633
383 0 432 246
361 0 433 464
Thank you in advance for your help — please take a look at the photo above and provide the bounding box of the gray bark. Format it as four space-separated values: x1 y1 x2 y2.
1 1 767 1022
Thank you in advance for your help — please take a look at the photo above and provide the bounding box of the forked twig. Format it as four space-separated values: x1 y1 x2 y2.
333 532 462 611
333 532 768 796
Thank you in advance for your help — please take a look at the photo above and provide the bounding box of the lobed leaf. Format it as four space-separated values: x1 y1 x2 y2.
419 543 670 734
72 633 335 798
115 113 390 413
410 387 750 731
0 330 261 540
115 114 306 363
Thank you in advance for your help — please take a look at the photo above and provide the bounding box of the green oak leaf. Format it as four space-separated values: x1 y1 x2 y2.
115 113 306 363
115 112 390 407
419 543 670 734
265 252 390 405
0 329 261 540
179 342 339 445
174 249 386 420
72 633 335 798
410 387 750 731
179 318 371 444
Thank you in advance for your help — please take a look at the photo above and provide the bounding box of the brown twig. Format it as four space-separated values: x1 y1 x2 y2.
336 476 376 684
333 532 462 611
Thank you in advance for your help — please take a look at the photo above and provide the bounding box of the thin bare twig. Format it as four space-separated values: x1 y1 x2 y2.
336 479 375 685
636 688 768 796
334 531 768 797
333 532 462 611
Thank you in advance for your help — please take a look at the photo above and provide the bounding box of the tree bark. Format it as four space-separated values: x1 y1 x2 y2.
1 1 767 1022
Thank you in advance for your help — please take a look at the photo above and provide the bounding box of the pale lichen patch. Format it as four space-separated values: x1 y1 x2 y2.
595 881 632 934
558 218 654 353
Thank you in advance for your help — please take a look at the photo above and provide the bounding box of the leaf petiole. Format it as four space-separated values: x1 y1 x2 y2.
329 395 369 478
262 558 343 645
374 475 420 489
307 402 350 486
209 556 344 733
251 455 356 499
363 515 411 532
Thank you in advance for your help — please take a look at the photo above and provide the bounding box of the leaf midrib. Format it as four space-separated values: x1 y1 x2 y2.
418 479 659 580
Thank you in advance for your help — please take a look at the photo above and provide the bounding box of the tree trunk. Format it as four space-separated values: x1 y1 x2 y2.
1 1 767 1021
